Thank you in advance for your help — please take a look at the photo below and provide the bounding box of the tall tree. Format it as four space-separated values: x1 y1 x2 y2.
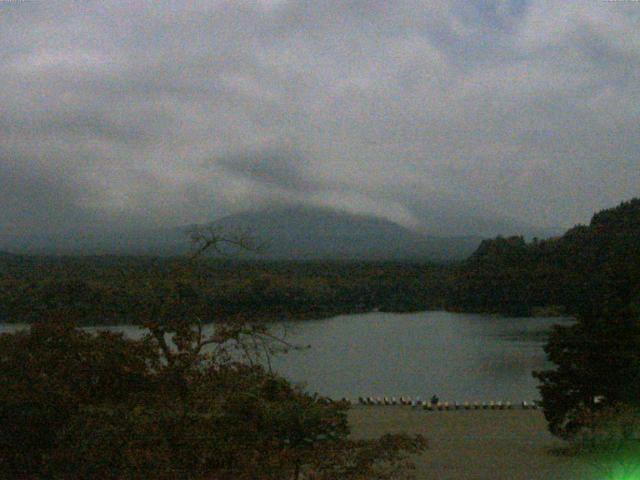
0 228 426 479
534 302 640 440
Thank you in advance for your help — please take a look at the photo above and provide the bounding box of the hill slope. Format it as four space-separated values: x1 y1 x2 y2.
1 206 483 261
449 198 640 315
208 205 482 261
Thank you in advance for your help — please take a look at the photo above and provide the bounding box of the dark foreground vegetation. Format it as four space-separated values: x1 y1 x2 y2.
0 235 426 479
0 324 426 479
531 300 640 477
527 199 640 471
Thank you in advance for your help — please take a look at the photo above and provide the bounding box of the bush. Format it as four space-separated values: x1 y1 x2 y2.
1 232 426 478
0 318 425 479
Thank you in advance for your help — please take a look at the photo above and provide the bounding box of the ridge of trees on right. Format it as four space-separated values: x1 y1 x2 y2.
449 197 640 317
454 198 640 466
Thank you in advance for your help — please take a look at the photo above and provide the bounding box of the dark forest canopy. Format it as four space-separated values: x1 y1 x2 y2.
530 200 640 450
0 197 638 324
449 197 640 316
0 257 451 325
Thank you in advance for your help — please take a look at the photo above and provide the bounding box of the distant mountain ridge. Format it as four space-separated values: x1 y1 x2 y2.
1 203 564 261
207 205 483 261
0 205 485 261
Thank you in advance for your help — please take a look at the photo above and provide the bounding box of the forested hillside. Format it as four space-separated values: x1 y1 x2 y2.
0 257 449 325
1 199 637 324
449 198 640 316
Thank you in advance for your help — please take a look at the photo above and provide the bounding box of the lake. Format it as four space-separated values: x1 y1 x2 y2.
0 311 572 403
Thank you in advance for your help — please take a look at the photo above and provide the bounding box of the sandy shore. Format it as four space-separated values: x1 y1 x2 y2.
347 406 599 480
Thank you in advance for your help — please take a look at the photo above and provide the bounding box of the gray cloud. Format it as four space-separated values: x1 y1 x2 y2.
1 0 639 244
0 148 102 235
217 149 317 194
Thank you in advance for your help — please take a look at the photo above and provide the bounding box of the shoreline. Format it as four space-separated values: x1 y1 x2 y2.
347 406 596 479
0 307 573 327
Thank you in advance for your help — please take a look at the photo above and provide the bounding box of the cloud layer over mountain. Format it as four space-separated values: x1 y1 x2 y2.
1 1 639 240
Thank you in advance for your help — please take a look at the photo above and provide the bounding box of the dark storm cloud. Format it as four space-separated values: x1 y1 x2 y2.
217 149 318 194
0 0 638 240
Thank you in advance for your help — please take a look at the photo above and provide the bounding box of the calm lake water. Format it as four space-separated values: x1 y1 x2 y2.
0 311 573 402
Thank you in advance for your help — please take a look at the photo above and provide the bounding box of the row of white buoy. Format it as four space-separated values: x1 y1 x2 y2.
349 397 539 410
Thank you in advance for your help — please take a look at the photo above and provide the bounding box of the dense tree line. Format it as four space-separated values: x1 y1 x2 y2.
444 198 640 465
1 198 638 324
449 198 640 317
0 257 450 325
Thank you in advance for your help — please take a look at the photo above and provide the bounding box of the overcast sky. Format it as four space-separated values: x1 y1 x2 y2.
1 0 639 239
